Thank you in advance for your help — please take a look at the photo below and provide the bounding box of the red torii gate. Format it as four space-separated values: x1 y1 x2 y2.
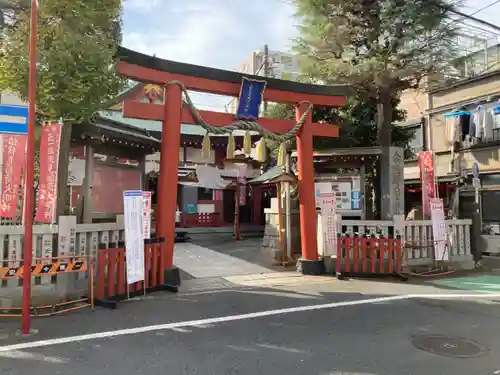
115 47 351 283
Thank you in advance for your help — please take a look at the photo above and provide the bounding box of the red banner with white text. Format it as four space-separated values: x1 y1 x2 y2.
418 151 436 219
0 135 27 218
35 123 62 223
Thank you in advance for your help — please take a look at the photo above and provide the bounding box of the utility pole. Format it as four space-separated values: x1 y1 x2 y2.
22 0 38 335
263 44 269 115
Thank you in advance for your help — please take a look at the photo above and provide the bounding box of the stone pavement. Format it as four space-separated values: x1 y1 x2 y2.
174 241 272 279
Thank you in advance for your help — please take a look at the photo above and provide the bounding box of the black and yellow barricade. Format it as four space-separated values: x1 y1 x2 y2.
0 256 94 317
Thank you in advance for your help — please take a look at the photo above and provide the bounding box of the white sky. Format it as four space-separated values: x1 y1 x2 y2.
121 0 500 111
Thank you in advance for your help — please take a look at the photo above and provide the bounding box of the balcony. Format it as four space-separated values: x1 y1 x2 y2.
459 128 500 149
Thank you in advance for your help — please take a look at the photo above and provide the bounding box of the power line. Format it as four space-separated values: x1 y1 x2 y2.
443 0 500 32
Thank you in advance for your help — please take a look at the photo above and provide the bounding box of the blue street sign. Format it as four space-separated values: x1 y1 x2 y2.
0 105 29 134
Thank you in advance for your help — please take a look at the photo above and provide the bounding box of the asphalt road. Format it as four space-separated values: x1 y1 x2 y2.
1 280 500 375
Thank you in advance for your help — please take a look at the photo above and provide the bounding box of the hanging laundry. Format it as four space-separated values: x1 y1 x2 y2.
471 105 487 139
444 111 469 144
484 107 496 140
459 112 471 141
493 105 500 130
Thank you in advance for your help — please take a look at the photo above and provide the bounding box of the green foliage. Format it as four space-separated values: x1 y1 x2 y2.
294 0 459 95
265 93 413 151
0 0 125 121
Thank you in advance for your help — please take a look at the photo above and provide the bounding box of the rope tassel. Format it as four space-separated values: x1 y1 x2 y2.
227 133 236 159
201 133 211 157
277 142 287 167
255 137 267 163
243 131 252 154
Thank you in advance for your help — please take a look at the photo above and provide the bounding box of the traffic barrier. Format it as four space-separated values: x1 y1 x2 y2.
95 237 175 309
335 235 407 280
0 256 94 317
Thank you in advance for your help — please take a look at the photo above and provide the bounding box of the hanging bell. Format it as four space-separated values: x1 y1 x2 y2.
277 142 286 167
243 131 252 154
255 137 267 163
226 132 236 159
201 132 211 157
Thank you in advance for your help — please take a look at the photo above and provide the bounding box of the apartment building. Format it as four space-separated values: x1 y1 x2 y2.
399 69 500 232
226 48 300 113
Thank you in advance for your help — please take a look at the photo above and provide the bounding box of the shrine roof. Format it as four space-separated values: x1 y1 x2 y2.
290 146 383 158
248 166 296 185
98 110 255 137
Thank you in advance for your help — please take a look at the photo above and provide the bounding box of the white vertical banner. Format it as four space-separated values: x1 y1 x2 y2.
318 193 338 256
123 190 145 284
142 191 152 239
430 198 449 261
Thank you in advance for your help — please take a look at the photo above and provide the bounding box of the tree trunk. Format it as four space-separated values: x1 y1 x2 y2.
377 94 394 220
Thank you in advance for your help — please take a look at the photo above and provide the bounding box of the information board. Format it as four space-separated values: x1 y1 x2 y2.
318 193 338 257
430 198 449 261
123 190 145 284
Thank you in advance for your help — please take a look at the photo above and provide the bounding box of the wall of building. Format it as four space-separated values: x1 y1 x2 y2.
429 72 500 176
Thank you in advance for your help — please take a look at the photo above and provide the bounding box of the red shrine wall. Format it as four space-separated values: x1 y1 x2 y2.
145 145 268 227
68 147 142 214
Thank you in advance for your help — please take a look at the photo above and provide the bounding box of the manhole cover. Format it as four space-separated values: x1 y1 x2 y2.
412 334 487 358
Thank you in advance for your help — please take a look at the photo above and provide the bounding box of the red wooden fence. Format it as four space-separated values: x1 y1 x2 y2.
180 213 222 227
95 238 171 309
336 236 405 279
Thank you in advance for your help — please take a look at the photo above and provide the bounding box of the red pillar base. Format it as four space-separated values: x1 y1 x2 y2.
297 258 325 275
163 266 181 291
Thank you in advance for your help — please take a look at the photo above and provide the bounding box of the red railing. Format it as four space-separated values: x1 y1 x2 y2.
336 236 404 279
179 213 222 227
95 238 168 309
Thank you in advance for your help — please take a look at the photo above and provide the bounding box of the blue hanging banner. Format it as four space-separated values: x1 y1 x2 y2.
236 77 267 120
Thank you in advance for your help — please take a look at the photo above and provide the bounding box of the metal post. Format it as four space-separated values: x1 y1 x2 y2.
263 44 269 114
21 0 38 335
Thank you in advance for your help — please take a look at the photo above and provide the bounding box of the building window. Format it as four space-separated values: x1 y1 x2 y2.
482 190 500 223
198 187 213 201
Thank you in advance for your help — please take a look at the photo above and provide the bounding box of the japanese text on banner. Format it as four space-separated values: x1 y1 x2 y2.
418 151 436 218
0 135 27 218
35 123 62 223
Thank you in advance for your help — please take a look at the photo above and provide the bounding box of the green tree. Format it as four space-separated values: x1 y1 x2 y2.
266 94 413 151
294 0 457 144
293 0 458 217
0 0 125 215
0 0 124 120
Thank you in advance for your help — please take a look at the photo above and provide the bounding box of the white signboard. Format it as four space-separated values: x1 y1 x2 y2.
142 191 152 239
123 190 145 284
430 198 449 261
318 193 338 256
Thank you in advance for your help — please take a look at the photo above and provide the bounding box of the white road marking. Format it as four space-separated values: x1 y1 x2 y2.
170 328 192 333
192 323 214 328
173 298 198 303
256 343 307 354
0 351 68 363
0 293 498 353
228 345 259 352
